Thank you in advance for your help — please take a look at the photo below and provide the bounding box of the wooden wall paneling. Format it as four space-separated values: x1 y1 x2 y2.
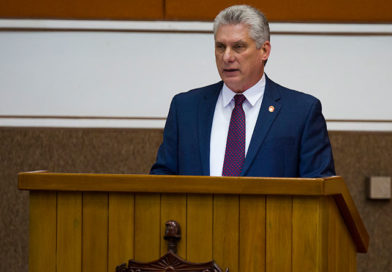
160 194 187 257
292 197 322 271
57 192 82 272
266 196 292 272
186 194 213 262
268 0 392 22
165 0 261 20
108 193 135 272
134 193 161 262
29 191 57 272
1 0 392 21
0 0 164 20
213 195 239 272
82 192 109 272
165 0 392 22
239 195 266 272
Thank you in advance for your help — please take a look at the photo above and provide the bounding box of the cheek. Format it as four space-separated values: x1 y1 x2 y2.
215 56 223 67
244 56 261 69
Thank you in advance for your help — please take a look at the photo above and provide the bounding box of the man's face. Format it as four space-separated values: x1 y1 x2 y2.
215 23 270 93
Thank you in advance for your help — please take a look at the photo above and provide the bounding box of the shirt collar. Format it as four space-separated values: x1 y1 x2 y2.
221 74 266 107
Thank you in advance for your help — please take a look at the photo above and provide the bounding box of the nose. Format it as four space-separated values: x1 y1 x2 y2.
223 48 235 63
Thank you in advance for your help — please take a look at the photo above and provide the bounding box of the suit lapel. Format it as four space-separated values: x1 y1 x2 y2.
198 82 222 175
241 77 281 176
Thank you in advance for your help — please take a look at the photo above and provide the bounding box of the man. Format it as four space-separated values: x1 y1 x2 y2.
150 5 335 177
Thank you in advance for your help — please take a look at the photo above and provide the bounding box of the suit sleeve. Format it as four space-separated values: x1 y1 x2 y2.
150 96 179 175
299 99 336 177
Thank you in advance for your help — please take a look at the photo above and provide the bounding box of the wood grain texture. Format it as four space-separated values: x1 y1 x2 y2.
134 193 161 262
108 193 134 272
266 196 292 272
292 197 321 272
82 192 108 272
325 176 369 253
166 0 392 22
336 204 348 271
1 0 392 22
327 197 337 272
319 198 330 272
0 0 164 20
18 172 324 195
213 195 239 272
239 195 266 272
187 194 213 262
166 0 261 20
29 191 57 272
160 194 187 257
57 192 82 272
18 173 368 254
336 200 358 272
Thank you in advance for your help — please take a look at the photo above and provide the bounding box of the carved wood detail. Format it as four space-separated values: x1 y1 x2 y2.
164 220 181 254
116 251 228 272
116 221 228 272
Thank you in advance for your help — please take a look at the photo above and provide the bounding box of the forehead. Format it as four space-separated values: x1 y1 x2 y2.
215 23 253 43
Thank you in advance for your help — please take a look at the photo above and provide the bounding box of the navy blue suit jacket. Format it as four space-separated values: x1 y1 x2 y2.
150 76 335 177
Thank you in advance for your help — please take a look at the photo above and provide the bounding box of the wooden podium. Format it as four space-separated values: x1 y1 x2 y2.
18 172 368 272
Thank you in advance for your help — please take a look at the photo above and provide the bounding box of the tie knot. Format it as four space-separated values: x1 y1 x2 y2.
234 94 246 107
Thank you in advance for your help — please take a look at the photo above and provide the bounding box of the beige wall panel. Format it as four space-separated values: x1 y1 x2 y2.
29 192 57 272
213 195 239 272
292 197 321 272
108 193 134 271
0 0 164 20
266 196 292 272
134 193 161 262
82 192 109 272
160 194 187 257
57 192 82 272
187 194 213 262
239 195 266 272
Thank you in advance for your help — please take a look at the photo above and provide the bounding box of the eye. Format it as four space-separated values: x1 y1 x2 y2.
233 43 247 52
215 43 225 52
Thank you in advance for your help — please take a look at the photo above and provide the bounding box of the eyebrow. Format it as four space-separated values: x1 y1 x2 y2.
216 39 246 45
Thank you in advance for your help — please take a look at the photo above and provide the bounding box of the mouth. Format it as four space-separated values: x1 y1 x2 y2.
222 68 240 77
223 68 239 72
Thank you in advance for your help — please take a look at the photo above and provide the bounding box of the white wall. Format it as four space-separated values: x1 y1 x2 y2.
0 20 391 130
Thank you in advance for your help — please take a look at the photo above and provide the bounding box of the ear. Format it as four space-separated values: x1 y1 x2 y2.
260 41 271 62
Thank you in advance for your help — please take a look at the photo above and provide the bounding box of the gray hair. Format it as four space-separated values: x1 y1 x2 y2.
213 5 270 49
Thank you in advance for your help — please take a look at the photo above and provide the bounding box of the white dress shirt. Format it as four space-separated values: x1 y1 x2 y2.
209 74 266 176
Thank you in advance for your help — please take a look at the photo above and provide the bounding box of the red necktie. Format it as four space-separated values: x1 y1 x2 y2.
222 94 246 176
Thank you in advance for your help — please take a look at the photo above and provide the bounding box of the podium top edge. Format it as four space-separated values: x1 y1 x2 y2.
17 171 342 196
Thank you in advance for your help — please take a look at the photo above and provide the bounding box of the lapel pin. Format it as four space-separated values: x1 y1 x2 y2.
269 106 275 112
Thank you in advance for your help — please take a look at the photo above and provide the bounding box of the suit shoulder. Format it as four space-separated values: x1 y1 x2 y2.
173 81 223 101
268 78 320 106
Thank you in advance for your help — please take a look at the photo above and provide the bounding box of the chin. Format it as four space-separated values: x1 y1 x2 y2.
223 80 241 91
